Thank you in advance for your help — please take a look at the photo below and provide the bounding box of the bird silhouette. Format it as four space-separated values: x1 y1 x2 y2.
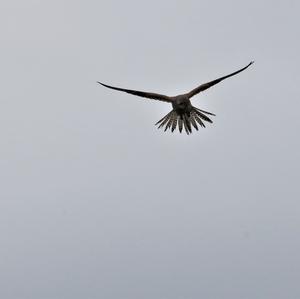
98 61 253 135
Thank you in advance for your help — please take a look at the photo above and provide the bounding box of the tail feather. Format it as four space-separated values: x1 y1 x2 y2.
190 112 199 131
183 116 190 135
155 111 172 126
171 113 177 132
157 112 172 129
194 109 213 123
195 107 216 116
194 113 206 128
178 117 183 133
163 111 177 132
165 115 174 131
155 106 215 134
185 115 192 134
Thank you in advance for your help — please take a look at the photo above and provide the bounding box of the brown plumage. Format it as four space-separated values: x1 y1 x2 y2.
98 61 253 135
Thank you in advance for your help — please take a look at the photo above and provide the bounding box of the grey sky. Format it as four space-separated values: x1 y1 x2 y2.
0 0 299 298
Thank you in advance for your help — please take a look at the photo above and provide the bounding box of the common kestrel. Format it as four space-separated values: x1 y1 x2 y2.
98 61 253 135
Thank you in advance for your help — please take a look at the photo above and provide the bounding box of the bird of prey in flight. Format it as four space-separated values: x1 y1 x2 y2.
98 61 253 135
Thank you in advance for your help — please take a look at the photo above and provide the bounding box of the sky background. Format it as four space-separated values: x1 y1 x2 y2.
1 0 300 298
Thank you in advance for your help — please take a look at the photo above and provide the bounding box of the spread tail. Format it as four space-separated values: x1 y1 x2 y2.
155 106 215 135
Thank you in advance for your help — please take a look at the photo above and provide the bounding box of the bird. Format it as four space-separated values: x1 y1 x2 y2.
97 61 254 135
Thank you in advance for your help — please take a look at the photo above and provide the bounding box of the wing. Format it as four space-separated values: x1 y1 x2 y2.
97 82 172 103
187 61 254 98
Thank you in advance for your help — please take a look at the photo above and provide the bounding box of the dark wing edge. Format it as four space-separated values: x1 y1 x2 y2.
187 61 254 98
97 82 172 103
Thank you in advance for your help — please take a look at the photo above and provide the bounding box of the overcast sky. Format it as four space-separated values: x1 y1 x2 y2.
1 0 300 298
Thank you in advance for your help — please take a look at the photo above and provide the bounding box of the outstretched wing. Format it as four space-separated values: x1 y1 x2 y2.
98 82 172 103
187 61 254 98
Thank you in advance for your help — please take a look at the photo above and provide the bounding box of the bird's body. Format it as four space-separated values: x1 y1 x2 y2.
98 61 253 134
172 95 191 111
